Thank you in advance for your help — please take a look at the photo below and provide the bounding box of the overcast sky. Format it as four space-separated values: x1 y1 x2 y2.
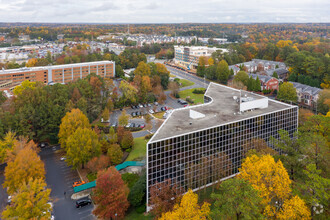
0 0 329 23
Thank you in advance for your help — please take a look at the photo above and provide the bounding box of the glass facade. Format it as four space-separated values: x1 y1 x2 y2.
147 107 298 204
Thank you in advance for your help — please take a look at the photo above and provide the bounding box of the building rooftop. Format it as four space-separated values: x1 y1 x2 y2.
0 60 114 75
149 82 295 143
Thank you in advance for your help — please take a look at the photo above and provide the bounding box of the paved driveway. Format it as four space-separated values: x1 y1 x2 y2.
40 146 95 220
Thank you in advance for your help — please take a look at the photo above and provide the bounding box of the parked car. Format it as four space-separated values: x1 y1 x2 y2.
143 104 147 108
154 102 159 106
135 105 140 109
60 156 66 161
161 106 168 111
130 123 135 127
111 122 117 127
7 196 11 204
140 124 145 128
149 109 155 114
131 105 136 109
131 112 136 117
136 111 141 116
126 123 131 128
38 142 49 148
147 103 152 107
139 103 143 108
72 181 85 188
75 197 92 208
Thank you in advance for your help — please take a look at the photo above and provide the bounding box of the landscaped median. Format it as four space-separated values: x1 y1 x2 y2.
178 88 205 105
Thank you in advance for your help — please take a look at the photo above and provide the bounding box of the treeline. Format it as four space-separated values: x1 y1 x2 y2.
0 74 108 143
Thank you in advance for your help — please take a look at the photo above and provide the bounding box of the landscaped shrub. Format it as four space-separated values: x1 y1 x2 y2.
192 88 206 94
186 97 194 104
136 205 146 214
145 134 153 140
122 173 140 189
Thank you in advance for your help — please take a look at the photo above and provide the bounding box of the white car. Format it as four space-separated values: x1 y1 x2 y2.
7 195 12 204
60 157 66 161
125 123 131 128
149 109 154 114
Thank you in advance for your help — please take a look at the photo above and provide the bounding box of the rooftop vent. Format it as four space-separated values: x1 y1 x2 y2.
189 109 205 119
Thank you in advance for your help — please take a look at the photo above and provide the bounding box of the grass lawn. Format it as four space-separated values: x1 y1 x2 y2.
125 209 154 220
125 137 147 161
178 88 205 105
153 112 165 119
179 79 195 88
169 73 176 78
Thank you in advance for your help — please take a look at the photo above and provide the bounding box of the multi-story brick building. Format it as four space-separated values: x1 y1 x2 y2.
174 46 228 70
147 82 298 210
0 61 115 90
249 73 279 90
290 82 322 107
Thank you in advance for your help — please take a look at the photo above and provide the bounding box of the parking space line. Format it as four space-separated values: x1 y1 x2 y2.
77 208 93 215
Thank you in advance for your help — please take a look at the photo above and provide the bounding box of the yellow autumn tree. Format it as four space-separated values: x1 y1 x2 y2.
25 58 38 67
277 195 311 220
238 154 292 218
13 80 36 95
58 108 91 150
159 189 210 220
0 131 16 163
2 178 52 220
208 57 214 66
4 145 45 194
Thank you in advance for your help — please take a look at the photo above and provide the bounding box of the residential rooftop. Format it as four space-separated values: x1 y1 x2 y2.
149 82 295 143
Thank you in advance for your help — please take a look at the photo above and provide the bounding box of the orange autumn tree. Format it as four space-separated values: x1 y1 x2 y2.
238 154 310 219
92 167 129 220
159 189 210 220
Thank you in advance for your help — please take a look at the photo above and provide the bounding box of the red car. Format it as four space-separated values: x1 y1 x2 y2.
140 124 145 128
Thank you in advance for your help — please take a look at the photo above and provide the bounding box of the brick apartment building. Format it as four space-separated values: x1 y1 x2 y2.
249 73 279 91
0 61 115 90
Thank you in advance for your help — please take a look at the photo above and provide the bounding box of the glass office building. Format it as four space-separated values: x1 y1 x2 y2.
147 83 298 208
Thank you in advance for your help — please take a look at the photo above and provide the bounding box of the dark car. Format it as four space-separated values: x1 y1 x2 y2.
143 104 147 108
131 105 136 109
76 198 92 208
136 111 141 116
130 123 135 127
135 105 140 109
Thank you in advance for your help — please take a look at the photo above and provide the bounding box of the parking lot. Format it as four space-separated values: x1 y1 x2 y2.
40 146 95 220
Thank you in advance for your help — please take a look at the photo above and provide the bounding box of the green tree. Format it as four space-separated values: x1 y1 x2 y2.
211 178 263 220
301 164 330 217
101 107 110 122
128 171 146 207
120 131 134 150
107 144 123 165
254 76 261 92
108 126 117 144
234 71 249 86
119 81 137 104
217 60 230 83
316 89 330 115
118 110 129 127
277 82 297 102
66 127 101 169
247 76 255 91
272 71 279 79
2 178 52 220
271 130 305 180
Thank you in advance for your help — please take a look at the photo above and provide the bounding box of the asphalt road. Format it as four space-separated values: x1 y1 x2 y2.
40 146 95 220
0 171 7 214
166 65 209 88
